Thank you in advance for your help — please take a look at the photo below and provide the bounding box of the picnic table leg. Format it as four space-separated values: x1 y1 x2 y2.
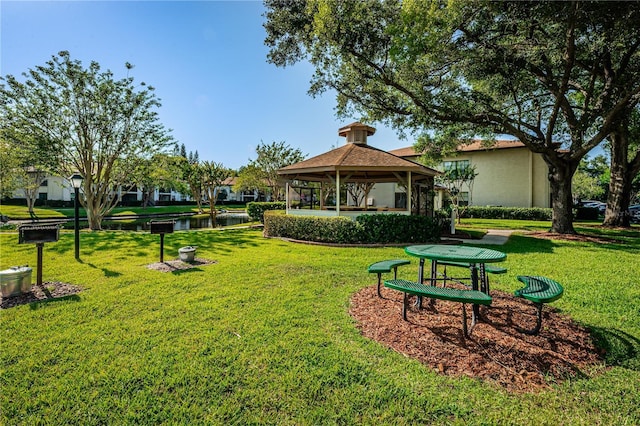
516 302 544 335
430 260 438 286
462 303 480 338
479 263 488 294
470 264 480 319
403 292 409 321
415 259 425 308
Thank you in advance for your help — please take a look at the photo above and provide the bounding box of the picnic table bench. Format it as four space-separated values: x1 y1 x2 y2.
514 275 564 335
368 259 411 297
384 279 492 337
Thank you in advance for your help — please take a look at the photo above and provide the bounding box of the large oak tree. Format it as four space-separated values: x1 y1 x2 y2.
264 0 640 233
0 51 174 230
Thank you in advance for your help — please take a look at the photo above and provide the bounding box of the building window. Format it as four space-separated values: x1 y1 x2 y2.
40 179 48 187
395 192 407 209
458 191 469 207
38 193 48 201
442 160 470 172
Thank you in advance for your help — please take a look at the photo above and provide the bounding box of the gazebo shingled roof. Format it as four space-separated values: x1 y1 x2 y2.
278 122 439 183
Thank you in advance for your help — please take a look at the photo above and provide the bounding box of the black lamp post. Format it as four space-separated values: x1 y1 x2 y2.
69 173 83 260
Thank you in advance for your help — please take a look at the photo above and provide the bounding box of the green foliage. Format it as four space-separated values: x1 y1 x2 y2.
264 210 360 243
0 139 23 198
200 161 233 226
264 211 442 244
459 206 553 221
437 164 478 222
264 0 640 233
235 141 305 200
246 201 286 222
572 169 605 203
0 51 174 230
130 153 185 208
355 214 442 244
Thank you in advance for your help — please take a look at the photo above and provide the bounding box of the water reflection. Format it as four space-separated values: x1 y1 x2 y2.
63 214 251 231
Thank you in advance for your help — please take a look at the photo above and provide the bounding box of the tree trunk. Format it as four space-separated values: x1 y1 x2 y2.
209 204 217 228
85 195 103 231
26 196 36 218
548 163 577 234
603 122 640 228
22 170 47 216
604 134 631 227
142 187 154 208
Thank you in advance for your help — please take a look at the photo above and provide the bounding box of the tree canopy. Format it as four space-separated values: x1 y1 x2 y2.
265 0 640 232
235 141 305 200
0 51 174 229
200 161 233 227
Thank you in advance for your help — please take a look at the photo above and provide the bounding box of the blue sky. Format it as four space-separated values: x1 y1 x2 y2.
1 0 415 170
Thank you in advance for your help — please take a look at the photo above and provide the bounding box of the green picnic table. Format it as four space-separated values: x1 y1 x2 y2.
404 244 507 317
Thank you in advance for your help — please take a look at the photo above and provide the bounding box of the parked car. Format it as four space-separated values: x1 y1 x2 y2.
579 200 606 214
629 204 640 223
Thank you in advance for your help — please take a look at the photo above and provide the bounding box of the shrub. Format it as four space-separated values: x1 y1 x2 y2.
459 206 553 221
264 210 360 243
264 211 441 244
355 214 442 243
247 202 286 223
575 207 599 220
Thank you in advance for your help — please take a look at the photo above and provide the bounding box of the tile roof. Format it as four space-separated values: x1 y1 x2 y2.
221 177 236 186
389 139 526 157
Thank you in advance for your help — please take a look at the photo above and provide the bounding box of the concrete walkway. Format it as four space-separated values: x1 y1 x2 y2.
470 229 516 245
443 229 517 245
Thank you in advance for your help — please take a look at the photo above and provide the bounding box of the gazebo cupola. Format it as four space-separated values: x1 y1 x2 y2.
338 122 376 145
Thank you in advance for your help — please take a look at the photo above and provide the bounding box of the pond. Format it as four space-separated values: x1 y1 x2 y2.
62 213 252 231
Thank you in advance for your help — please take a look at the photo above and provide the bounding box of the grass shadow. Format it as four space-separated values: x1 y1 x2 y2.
29 294 81 310
82 261 123 277
590 326 640 371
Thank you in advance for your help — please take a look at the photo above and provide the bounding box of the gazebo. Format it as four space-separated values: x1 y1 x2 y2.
277 122 440 219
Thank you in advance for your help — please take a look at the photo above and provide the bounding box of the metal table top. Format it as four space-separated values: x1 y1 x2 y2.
404 244 506 264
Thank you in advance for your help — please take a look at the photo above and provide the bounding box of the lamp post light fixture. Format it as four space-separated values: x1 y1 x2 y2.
69 173 83 260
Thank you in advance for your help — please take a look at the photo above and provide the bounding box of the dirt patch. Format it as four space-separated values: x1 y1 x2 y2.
146 257 217 273
350 283 603 393
1 281 83 309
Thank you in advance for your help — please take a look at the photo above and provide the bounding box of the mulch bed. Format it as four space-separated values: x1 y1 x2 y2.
1 281 83 309
146 257 217 273
350 282 603 393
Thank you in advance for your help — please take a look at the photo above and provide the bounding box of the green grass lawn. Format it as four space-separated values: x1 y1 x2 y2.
1 224 639 424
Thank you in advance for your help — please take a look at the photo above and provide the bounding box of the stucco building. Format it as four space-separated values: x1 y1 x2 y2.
389 140 551 209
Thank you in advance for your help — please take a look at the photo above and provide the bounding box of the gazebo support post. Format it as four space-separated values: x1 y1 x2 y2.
407 171 412 215
336 171 341 214
285 182 289 212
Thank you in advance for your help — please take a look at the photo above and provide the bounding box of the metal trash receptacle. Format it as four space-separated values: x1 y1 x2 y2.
0 266 33 298
178 246 197 263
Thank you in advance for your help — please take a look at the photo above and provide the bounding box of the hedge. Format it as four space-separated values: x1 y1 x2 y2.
263 210 442 244
247 202 286 223
459 206 553 221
